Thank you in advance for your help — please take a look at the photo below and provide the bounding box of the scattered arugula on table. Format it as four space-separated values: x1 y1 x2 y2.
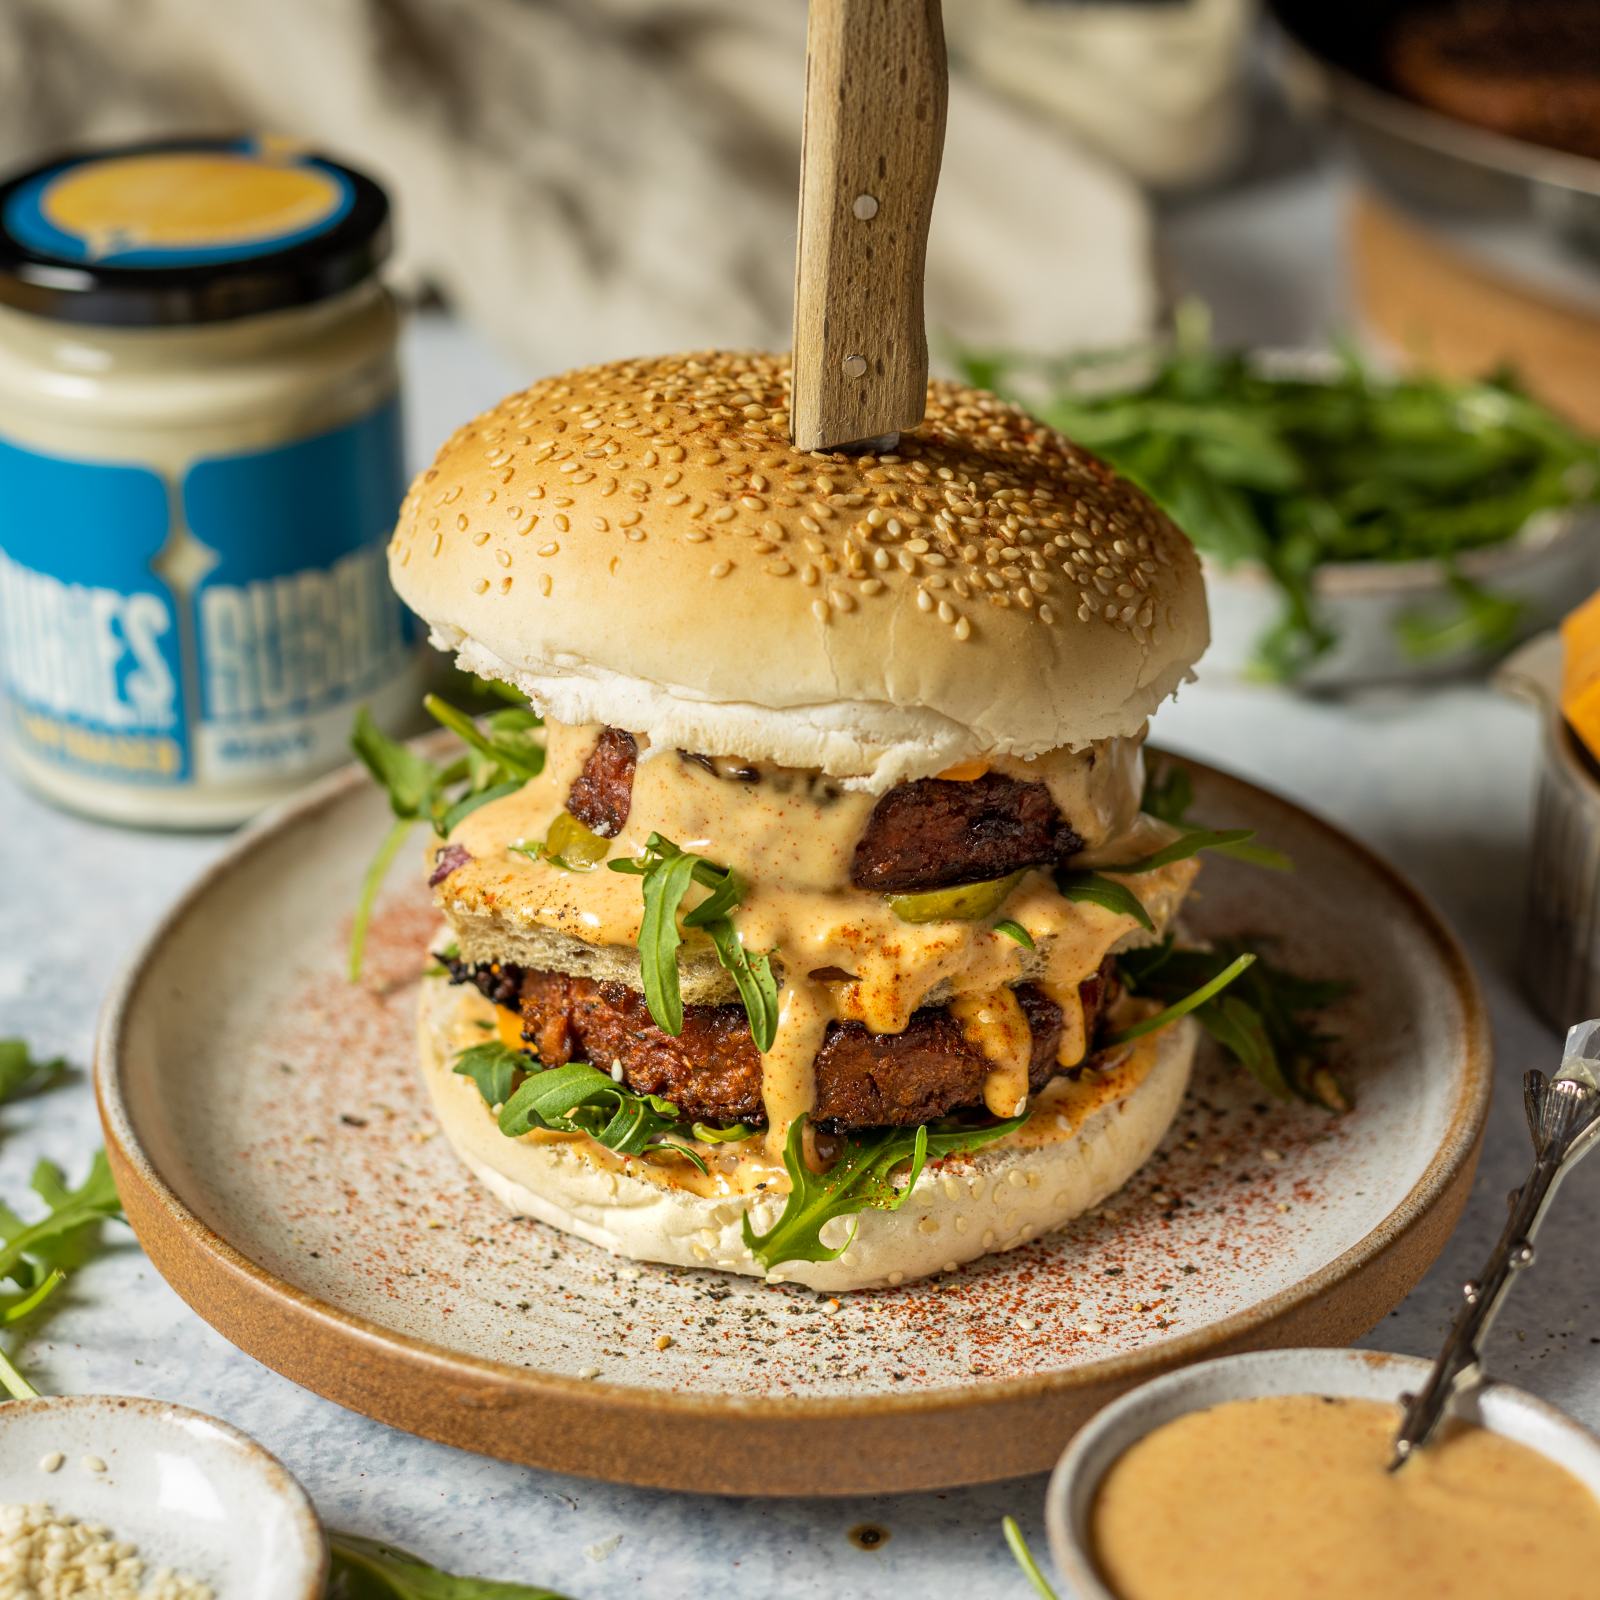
347 684 544 980
958 303 1600 679
609 833 779 1050
322 1531 583 1599
0 1039 68 1105
0 1142 124 1400
741 1113 1027 1273
454 1043 708 1174
1002 1517 1060 1599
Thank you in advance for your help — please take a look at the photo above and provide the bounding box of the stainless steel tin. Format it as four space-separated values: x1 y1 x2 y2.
1501 635 1600 1028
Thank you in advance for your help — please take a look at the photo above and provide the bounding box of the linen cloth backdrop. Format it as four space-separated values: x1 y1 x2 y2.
0 0 1155 369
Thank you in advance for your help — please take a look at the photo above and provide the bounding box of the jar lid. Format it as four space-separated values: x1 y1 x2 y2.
0 136 391 327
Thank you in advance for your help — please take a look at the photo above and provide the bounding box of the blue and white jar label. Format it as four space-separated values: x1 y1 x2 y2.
0 395 414 790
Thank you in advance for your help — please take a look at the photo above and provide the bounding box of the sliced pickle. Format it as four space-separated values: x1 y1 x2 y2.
888 871 1025 924
543 811 610 870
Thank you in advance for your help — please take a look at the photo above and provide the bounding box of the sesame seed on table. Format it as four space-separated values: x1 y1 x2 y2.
0 176 1593 1598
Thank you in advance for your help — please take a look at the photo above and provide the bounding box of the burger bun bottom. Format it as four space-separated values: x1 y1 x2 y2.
419 976 1195 1292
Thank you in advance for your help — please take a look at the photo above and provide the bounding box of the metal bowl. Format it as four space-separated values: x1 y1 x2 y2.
1500 632 1600 1030
1268 0 1600 307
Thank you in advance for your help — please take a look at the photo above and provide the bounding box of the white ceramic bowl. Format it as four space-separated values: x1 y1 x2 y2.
0 1395 327 1599
1044 1347 1600 1599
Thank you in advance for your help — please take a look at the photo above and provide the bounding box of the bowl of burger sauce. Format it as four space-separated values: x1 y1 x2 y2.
1045 1347 1600 1600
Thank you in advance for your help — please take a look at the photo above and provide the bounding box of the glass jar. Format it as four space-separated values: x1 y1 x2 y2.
0 136 421 827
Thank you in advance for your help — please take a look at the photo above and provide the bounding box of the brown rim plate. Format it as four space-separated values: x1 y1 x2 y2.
95 751 1490 1494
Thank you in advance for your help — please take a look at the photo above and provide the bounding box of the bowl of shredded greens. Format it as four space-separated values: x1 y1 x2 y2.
958 312 1600 688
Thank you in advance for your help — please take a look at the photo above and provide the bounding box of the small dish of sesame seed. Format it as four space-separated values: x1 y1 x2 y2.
0 1396 325 1599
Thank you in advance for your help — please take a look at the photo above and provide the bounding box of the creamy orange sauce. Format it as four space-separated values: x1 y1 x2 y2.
441 979 1165 1196
949 988 1034 1116
443 719 1193 1148
1092 1394 1600 1600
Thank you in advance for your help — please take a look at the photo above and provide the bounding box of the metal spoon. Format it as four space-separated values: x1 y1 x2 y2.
1391 1018 1600 1469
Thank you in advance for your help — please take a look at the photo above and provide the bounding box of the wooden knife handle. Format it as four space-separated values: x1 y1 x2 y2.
790 0 948 453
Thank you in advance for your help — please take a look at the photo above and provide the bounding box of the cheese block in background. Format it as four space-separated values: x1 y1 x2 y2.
1562 589 1600 762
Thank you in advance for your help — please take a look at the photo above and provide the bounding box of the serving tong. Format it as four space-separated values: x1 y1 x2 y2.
1391 1017 1600 1469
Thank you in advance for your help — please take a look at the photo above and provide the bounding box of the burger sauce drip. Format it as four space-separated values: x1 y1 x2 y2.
1042 981 1089 1070
948 989 1034 1117
444 720 1194 1151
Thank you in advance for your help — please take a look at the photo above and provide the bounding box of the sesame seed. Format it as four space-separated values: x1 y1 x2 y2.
397 351 1192 649
710 560 732 578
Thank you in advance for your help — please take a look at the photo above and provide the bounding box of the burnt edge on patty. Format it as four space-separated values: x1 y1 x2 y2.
565 727 638 836
563 726 1084 893
446 955 1118 1131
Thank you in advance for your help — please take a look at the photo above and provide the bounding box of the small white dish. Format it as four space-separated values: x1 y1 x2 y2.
1044 1346 1600 1599
0 1395 327 1599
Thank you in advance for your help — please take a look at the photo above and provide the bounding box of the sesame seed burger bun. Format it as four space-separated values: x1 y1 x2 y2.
388 351 1207 791
419 975 1196 1292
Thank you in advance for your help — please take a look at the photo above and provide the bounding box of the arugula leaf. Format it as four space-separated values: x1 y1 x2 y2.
424 697 544 782
1055 872 1154 933
0 1152 124 1399
328 1532 573 1600
993 919 1035 950
959 321 1600 678
619 843 698 1036
438 780 523 836
499 1063 683 1154
609 834 780 1050
1395 566 1526 662
741 1113 1027 1272
1117 938 1349 1107
1141 762 1195 827
351 708 446 822
1108 953 1255 1045
1093 827 1259 874
453 1043 710 1170
452 1041 522 1109
348 700 545 979
1002 1517 1060 1600
1138 760 1293 872
0 1040 68 1105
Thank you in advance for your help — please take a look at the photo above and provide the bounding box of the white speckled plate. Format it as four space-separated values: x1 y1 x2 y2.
94 752 1490 1495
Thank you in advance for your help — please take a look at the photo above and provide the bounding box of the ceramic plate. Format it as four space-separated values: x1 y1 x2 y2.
95 753 1489 1495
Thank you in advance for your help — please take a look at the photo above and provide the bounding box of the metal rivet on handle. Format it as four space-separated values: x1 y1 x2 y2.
842 353 868 378
852 193 879 220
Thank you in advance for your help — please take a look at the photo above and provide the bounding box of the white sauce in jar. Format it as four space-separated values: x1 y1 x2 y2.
0 138 419 827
